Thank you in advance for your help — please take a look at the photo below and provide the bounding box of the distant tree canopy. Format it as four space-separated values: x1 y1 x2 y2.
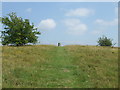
97 35 113 46
1 12 40 46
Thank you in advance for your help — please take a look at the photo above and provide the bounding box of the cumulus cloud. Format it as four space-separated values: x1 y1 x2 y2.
65 8 94 17
95 18 118 26
38 19 56 30
93 18 118 35
64 19 87 35
26 8 32 13
92 30 104 35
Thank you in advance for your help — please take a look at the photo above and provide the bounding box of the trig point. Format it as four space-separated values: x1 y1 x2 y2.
58 43 61 46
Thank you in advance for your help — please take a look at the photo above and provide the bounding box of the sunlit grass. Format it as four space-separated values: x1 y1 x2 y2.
2 45 118 88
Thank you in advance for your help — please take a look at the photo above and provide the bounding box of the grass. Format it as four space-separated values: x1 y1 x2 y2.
2 45 118 88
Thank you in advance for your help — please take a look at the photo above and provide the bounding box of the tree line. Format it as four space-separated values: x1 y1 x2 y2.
0 12 115 47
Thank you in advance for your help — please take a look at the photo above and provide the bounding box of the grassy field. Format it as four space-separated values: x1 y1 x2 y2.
2 45 118 88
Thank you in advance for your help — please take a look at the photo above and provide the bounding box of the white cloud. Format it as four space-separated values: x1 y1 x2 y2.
93 18 118 35
95 18 118 26
64 19 87 35
26 8 32 13
92 30 103 35
92 30 100 35
65 8 94 17
38 19 56 30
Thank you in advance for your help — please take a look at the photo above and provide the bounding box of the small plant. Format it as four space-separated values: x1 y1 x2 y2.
97 35 113 46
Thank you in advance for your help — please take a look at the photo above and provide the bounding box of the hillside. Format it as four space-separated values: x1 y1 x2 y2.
2 45 118 88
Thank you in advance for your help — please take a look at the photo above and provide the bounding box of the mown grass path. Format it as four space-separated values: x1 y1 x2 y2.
36 46 76 88
38 46 90 88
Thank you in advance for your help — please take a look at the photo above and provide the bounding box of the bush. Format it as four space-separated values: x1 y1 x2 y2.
97 36 113 46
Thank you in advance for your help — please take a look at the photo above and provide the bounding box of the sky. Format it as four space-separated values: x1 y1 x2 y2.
2 2 118 46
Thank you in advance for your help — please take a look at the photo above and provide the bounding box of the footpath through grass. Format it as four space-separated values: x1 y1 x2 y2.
2 45 118 88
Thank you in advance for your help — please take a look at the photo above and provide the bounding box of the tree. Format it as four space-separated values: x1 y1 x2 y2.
97 35 113 46
1 12 40 46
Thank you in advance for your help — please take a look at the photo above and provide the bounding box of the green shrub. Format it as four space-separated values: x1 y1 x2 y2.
97 36 113 46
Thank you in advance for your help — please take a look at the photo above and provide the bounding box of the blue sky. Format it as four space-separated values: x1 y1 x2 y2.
2 2 118 46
